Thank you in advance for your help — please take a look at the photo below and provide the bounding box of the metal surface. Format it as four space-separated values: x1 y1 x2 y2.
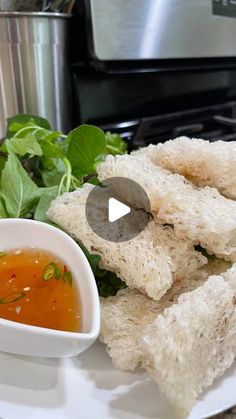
88 0 236 61
0 12 72 138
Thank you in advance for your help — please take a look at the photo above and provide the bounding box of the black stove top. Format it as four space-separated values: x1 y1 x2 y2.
99 101 236 150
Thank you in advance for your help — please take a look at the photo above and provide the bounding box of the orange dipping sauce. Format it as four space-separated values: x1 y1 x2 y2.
0 248 81 332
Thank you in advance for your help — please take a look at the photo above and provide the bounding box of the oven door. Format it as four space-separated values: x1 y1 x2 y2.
86 0 236 64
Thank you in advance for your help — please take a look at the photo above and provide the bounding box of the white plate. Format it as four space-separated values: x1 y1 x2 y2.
0 341 235 419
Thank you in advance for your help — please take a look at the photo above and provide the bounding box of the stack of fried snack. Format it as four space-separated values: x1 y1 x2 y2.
48 137 236 418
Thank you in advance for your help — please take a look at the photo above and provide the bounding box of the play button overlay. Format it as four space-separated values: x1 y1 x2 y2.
108 198 131 222
85 177 151 242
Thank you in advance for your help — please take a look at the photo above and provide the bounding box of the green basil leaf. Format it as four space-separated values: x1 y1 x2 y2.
40 141 64 159
34 186 59 223
0 156 6 175
11 134 43 156
0 196 7 218
39 141 65 172
66 125 106 177
87 176 101 186
105 132 127 155
43 132 63 141
42 168 64 187
1 150 41 218
96 270 126 297
7 114 51 138
79 243 101 274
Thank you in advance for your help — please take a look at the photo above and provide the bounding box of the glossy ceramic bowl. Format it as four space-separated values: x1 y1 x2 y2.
0 219 100 357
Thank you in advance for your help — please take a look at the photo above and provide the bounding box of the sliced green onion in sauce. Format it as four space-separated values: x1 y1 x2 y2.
0 292 26 304
43 261 72 285
63 271 73 286
43 263 56 280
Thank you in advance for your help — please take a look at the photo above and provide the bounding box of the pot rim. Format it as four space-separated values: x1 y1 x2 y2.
0 11 71 18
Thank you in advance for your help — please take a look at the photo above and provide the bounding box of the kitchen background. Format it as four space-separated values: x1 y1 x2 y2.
71 0 236 151
0 1 236 418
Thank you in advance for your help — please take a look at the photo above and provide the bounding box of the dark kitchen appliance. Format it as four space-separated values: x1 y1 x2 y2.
70 0 236 149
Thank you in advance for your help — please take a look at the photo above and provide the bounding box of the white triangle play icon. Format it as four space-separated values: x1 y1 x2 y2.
108 197 131 222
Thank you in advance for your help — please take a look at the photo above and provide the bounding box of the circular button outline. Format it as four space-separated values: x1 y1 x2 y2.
85 177 151 242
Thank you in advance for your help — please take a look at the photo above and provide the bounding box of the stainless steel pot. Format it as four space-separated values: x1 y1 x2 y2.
0 12 72 138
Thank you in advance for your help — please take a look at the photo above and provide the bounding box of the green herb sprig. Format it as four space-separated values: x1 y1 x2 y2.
0 114 127 222
0 114 127 297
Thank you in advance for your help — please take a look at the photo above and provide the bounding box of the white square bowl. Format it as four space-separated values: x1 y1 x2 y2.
0 218 100 357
